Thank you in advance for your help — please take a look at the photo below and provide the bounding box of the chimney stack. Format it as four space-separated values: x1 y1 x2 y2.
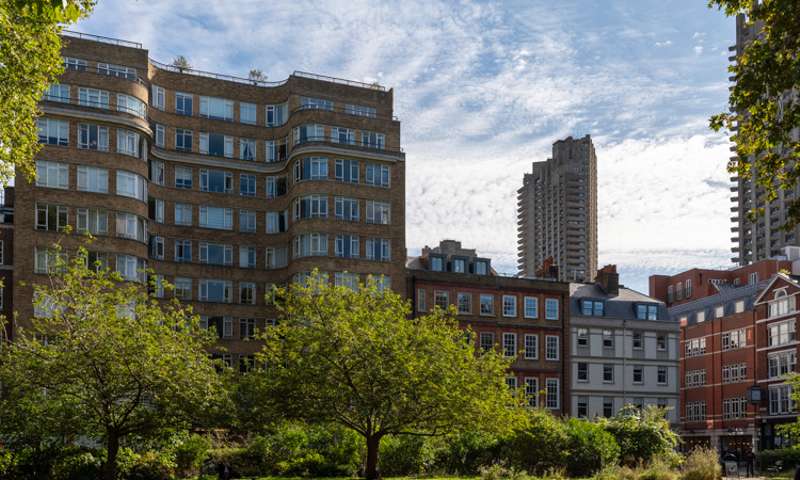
596 264 619 296
536 257 559 280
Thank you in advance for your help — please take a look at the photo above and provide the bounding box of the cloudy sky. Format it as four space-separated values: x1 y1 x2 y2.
76 0 736 293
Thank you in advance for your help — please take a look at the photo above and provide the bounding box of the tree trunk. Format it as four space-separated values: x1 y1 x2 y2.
365 434 382 480
103 431 120 480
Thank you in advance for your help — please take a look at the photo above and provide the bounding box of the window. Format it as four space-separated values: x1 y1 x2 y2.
749 272 758 285
150 236 164 260
240 317 257 339
78 87 109 108
265 103 287 126
715 305 725 318
696 311 706 323
199 206 233 230
545 335 559 361
266 138 288 163
545 378 559 410
116 93 145 117
77 166 108 193
686 278 693 297
293 124 325 144
199 132 234 157
174 240 192 262
239 282 256 305
46 83 70 102
457 292 471 314
475 260 489 275
174 277 192 300
577 397 588 418
199 242 233 266
502 295 517 317
335 234 359 258
239 246 256 269
174 203 193 226
480 294 494 315
685 337 707 357
266 176 287 198
416 289 426 312
480 332 494 352
524 334 538 359
506 377 517 390
175 92 193 115
294 157 329 181
175 166 193 189
345 103 376 117
434 290 449 310
603 364 614 383
636 304 659 320
768 350 796 379
365 163 390 187
239 138 256 161
199 169 232 194
685 369 707 387
265 246 289 269
115 213 147 242
452 258 466 273
722 328 747 350
603 398 614 418
97 63 136 79
35 204 68 231
769 291 793 318
149 160 165 186
332 127 355 144
116 171 147 201
667 285 674 303
116 255 145 282
602 330 614 349
769 384 794 415
723 397 748 419
335 159 359 183
116 129 140 157
200 96 234 121
581 299 604 316
503 333 517 358
361 130 385 149
365 238 390 261
151 85 165 109
577 363 588 382
632 331 643 350
78 123 109 150
37 118 69 145
76 208 108 235
430 256 444 271
768 320 796 347
300 96 333 111
722 363 748 384
175 128 193 151
335 197 360 221
525 378 538 407
545 298 559 320
293 233 328 257
735 300 745 313
294 195 328 219
633 365 644 384
577 328 589 347
199 280 232 303
34 247 63 273
686 401 707 421
240 102 257 124
653 335 666 352
524 297 538 318
240 210 256 233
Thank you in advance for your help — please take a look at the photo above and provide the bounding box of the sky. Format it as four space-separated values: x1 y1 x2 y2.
76 0 737 293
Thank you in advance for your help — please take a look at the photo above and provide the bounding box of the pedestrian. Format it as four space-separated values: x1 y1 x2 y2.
744 449 755 476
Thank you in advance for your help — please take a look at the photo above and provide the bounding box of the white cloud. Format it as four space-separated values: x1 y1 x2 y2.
655 40 673 47
694 45 705 55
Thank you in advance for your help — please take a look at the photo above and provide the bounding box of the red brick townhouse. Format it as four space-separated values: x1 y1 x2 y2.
407 240 571 414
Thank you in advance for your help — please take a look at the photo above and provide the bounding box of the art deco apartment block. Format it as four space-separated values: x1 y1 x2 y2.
517 135 597 283
19 31 406 365
407 240 571 414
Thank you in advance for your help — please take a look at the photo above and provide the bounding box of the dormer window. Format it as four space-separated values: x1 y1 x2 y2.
581 299 604 317
769 289 793 318
475 260 488 275
430 256 443 272
636 304 659 320
452 258 465 273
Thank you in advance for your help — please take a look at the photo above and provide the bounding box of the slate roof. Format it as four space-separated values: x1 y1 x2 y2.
570 282 672 322
666 280 767 326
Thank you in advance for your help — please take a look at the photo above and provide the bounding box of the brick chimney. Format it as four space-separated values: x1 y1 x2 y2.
596 264 619 296
536 257 559 280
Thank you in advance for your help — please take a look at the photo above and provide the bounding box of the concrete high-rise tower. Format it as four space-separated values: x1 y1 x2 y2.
517 135 597 282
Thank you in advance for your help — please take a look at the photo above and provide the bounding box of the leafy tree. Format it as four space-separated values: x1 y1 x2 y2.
709 0 800 227
0 0 94 186
171 55 191 69
246 273 525 479
0 246 226 480
599 405 678 466
563 417 619 477
248 69 266 81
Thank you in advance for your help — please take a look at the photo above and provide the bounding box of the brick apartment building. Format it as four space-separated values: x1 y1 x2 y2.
407 240 571 414
18 31 405 366
649 255 798 452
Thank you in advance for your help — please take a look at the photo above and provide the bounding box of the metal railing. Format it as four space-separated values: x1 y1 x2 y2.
149 58 289 87
291 104 399 122
62 30 143 49
293 71 386 91
62 62 147 86
292 136 402 154
41 94 148 119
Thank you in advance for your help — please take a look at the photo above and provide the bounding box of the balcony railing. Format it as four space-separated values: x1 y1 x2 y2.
149 58 289 87
41 94 148 120
291 104 399 122
62 30 143 49
292 136 402 154
293 71 386 92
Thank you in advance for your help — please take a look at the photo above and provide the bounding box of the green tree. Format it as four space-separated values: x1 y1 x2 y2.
0 0 94 185
246 273 525 479
172 55 191 69
708 0 800 227
599 405 679 466
0 246 226 480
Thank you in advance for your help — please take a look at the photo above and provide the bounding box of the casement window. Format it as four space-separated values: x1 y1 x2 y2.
667 285 674 303
503 333 517 357
175 166 193 189
77 166 108 193
457 292 471 314
657 334 667 351
334 272 359 291
199 242 233 266
294 195 328 219
365 163 390 187
686 278 693 297
175 128 193 151
116 255 145 283
685 369 707 387
632 365 644 384
525 378 538 407
722 328 747 350
768 320 796 347
581 299 604 316
239 246 257 269
240 138 256 161
335 197 360 221
657 366 668 386
475 260 489 275
294 157 329 181
686 401 707 421
524 334 538 360
151 85 165 110
115 213 147 242
345 104 376 117
266 176 287 198
174 204 193 226
601 364 615 383
151 198 165 224
97 63 136 80
452 258 465 273
199 96 234 120
35 203 68 231
502 295 517 317
416 289 427 312
636 304 659 320
365 201 390 224
334 234 359 258
577 363 588 382
523 296 538 318
749 272 759 285
545 336 559 361
265 138 288 163
479 294 494 315
116 129 140 157
37 118 69 145
293 233 328 257
265 246 289 269
174 277 192 300
199 279 232 303
506 377 517 390
76 208 108 235
335 159 359 183
266 211 288 234
545 298 559 320
199 132 234 158
545 378 560 410
361 130 385 149
265 103 287 126
239 210 256 233
116 171 147 201
430 256 444 272
768 350 797 379
116 93 146 118
238 174 257 197
199 206 233 230
300 96 333 111
603 398 614 417
78 87 109 108
200 169 233 193
685 337 707 357
293 124 325 144
240 317 257 340
479 332 494 352
331 127 355 144
632 331 643 350
769 384 795 415
150 236 165 260
34 247 65 274
723 397 748 419
602 330 614 349
722 363 747 383
239 102 257 124
239 282 256 305
769 291 794 318
150 160 165 186
365 238 390 261
46 83 70 102
174 240 192 262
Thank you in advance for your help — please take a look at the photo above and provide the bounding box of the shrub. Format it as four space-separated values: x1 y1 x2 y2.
173 433 211 476
592 464 639 480
600 405 679 465
757 446 800 471
563 417 620 477
682 447 721 480
124 450 176 480
478 462 530 480
639 458 679 480
379 435 439 476
502 409 568 474
51 449 102 480
434 430 502 475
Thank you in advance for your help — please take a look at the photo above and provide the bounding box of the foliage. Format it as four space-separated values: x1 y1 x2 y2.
172 55 191 69
592 464 639 480
434 430 503 475
502 409 569 475
249 69 266 81
172 433 211 477
562 417 620 477
756 446 800 471
479 462 530 480
122 450 175 480
0 246 227 480
247 272 525 479
681 447 721 480
0 0 94 185
599 405 679 466
379 435 440 476
708 0 800 227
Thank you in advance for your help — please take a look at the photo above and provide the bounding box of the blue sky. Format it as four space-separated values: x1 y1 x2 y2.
76 0 736 293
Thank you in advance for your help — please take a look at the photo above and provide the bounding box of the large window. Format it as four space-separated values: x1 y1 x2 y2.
98 63 136 80
239 246 256 269
266 103 287 126
200 96 234 120
545 336 559 360
115 213 147 243
76 208 108 235
722 328 747 350
116 171 147 201
361 130 385 149
335 159 359 183
174 240 192 262
293 233 328 257
240 174 257 197
293 124 325 144
365 201 390 224
78 87 109 108
365 163 390 187
266 138 287 163
199 132 233 157
46 83 70 102
503 333 517 357
237 210 256 233
240 138 256 161
116 129 140 157
768 320 796 347
345 104 376 117
37 118 68 145
686 401 707 421
332 126 355 144
266 211 288 234
294 195 328 219
335 234 359 258
240 102 257 125
199 242 233 266
581 299 604 316
545 298 559 320
175 129 193 151
365 238 390 261
176 92 193 115
769 385 794 415
769 291 794 318
36 161 68 189
35 203 67 231
294 157 328 181
199 279 232 303
335 197 359 221
265 246 289 269
199 206 233 230
636 304 659 320
77 166 108 193
174 203 193 226
78 124 109 150
545 378 560 410
116 93 146 118
266 176 287 198
768 350 797 379
151 85 165 110
116 255 145 282
300 96 334 111
175 166 193 189
174 278 192 300
200 169 233 193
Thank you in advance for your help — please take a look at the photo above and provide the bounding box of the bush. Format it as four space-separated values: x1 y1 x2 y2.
682 447 721 480
639 458 679 480
379 435 439 476
592 464 639 480
51 449 102 480
601 405 679 465
563 417 620 477
123 450 176 480
502 409 569 474
757 446 800 471
478 462 530 480
434 430 502 475
172 433 210 476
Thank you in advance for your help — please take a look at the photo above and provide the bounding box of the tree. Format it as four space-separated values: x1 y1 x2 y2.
249 69 266 81
599 405 679 466
709 0 800 227
0 246 227 480
0 0 94 186
172 55 191 70
246 274 525 479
